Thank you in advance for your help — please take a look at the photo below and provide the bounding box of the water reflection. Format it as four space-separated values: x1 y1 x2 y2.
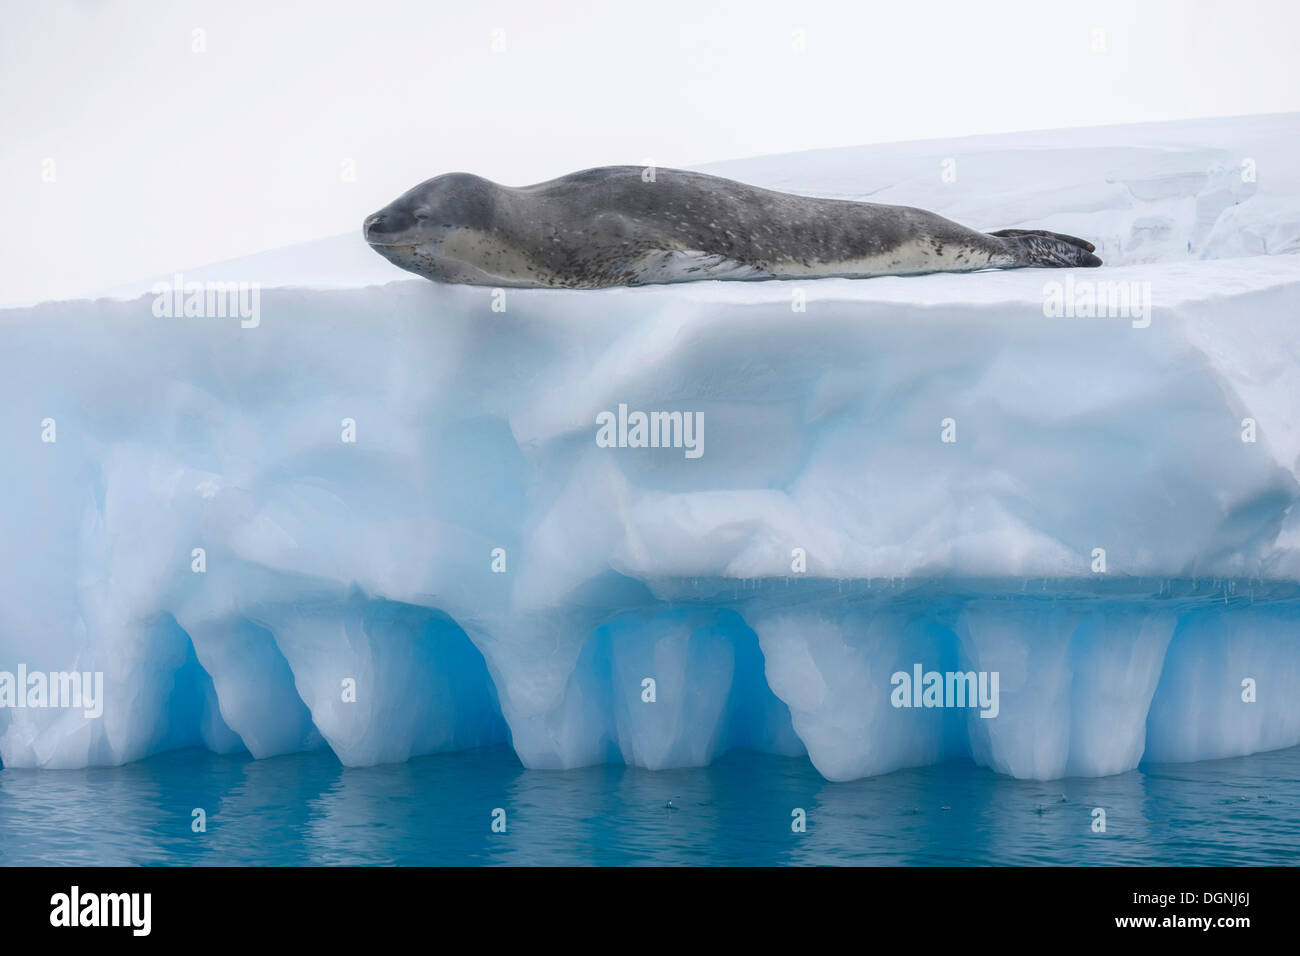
1 745 1296 865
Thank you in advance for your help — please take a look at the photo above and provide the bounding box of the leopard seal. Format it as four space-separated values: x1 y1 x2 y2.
362 166 1100 289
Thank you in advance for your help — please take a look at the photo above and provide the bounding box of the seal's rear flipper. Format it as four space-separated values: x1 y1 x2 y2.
988 228 1096 253
1001 233 1103 268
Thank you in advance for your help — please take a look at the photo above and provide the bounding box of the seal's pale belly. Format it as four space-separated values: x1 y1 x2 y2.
422 229 1005 289
746 240 1005 280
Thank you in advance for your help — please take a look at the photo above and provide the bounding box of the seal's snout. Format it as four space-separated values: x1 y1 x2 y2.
362 211 388 242
363 209 414 245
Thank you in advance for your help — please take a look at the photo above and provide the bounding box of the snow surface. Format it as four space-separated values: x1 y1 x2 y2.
2 113 1299 780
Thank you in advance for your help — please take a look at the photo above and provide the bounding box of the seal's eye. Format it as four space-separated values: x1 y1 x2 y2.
414 210 430 223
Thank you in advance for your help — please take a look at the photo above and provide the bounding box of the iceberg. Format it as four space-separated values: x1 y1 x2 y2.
2 113 1299 780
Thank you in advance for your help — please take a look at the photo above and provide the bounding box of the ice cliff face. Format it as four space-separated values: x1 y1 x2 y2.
2 114 1299 780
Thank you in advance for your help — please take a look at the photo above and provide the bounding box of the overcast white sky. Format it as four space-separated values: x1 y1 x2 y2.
2 0 1297 305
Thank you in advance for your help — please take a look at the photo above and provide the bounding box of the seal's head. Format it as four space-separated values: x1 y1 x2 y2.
363 173 498 281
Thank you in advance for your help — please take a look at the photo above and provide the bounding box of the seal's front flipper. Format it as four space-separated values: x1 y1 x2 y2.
989 228 1097 254
628 249 774 286
1001 233 1102 268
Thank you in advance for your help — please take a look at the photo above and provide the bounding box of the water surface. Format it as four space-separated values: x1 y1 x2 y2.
1 745 1297 865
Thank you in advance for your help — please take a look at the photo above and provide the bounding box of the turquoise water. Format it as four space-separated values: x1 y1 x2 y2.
1 745 1297 866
